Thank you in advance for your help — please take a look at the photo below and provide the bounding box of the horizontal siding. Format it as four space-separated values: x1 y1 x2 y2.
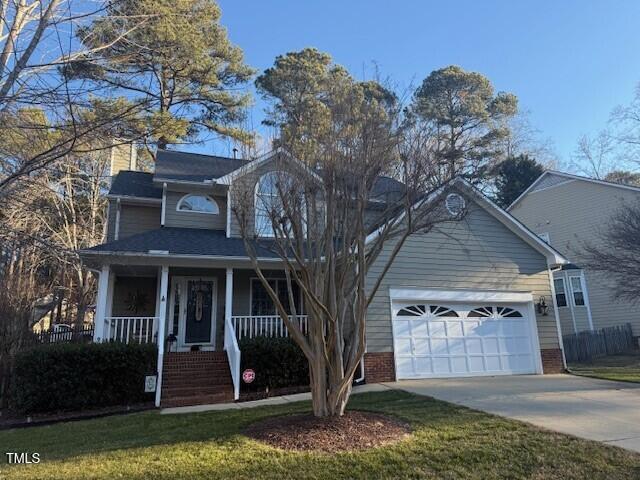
556 306 574 337
585 270 638 333
118 204 161 239
164 191 226 230
511 177 640 335
365 204 559 353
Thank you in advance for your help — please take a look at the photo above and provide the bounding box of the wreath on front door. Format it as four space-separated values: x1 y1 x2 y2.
124 290 149 315
195 290 203 322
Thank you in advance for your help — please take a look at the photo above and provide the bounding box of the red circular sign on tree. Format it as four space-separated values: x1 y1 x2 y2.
242 369 255 384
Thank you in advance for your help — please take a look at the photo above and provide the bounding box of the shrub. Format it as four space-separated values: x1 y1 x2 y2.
11 342 157 413
239 336 309 392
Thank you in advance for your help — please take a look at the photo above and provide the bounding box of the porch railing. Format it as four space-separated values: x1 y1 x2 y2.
232 315 309 340
106 317 158 344
224 316 241 400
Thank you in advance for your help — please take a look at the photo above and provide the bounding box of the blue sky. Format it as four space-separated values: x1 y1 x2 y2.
202 0 640 168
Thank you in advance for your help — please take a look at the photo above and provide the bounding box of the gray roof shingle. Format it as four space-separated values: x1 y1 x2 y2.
109 171 162 199
84 227 279 258
109 150 406 201
154 149 249 182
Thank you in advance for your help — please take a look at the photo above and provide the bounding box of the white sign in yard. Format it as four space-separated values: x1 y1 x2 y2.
144 375 157 393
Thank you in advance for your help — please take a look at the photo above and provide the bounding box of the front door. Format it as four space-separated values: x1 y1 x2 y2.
170 277 217 349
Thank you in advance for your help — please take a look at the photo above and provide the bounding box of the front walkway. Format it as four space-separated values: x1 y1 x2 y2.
389 374 640 453
160 383 391 414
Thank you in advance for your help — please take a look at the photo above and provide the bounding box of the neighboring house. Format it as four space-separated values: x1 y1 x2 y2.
509 170 640 339
80 149 569 408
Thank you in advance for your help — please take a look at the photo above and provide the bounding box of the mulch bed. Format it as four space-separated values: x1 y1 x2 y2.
0 403 155 430
244 410 411 452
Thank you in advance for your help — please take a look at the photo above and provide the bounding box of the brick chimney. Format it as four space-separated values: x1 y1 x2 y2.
110 139 137 177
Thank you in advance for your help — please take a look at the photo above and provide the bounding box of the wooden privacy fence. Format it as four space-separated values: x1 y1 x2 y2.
563 323 635 363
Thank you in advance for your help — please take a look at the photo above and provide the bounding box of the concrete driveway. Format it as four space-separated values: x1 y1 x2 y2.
388 374 640 453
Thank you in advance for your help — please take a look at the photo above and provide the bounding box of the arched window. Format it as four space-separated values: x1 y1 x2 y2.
255 171 296 237
176 194 219 214
396 304 459 317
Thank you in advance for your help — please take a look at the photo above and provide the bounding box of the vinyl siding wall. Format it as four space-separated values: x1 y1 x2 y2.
510 176 640 335
118 204 161 239
164 190 227 230
106 200 161 241
365 203 559 353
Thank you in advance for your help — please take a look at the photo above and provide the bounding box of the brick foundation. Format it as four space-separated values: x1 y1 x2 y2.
364 352 396 383
540 348 565 374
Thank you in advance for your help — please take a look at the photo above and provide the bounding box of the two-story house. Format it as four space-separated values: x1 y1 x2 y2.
509 170 640 340
81 148 569 408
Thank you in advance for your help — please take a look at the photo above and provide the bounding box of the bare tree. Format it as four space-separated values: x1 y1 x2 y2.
571 131 619 179
232 55 471 416
1 142 110 324
499 110 558 168
580 201 640 302
0 0 151 195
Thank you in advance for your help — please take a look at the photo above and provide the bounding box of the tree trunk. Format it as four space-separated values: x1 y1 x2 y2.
309 354 329 417
308 348 359 417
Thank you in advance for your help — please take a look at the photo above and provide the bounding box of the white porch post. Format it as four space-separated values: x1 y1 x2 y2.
155 265 169 408
93 265 110 342
225 268 233 326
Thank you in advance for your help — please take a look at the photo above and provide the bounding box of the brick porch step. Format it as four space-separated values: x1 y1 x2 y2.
161 351 234 407
161 391 234 408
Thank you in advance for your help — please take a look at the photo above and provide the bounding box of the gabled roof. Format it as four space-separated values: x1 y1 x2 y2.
366 176 568 267
508 170 640 211
458 178 568 266
215 149 323 185
110 149 406 202
109 171 162 199
154 149 249 183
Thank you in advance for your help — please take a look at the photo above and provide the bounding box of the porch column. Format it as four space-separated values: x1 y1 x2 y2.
93 265 110 343
225 267 233 325
155 265 169 408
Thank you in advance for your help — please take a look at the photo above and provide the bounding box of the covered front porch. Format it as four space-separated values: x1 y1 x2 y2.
92 261 308 406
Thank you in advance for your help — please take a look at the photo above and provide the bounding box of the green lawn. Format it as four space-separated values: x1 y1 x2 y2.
1 390 639 480
569 352 640 383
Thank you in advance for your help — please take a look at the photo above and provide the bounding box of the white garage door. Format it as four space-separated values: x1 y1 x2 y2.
392 301 539 379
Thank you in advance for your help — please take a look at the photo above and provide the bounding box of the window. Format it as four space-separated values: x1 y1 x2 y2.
396 304 458 317
177 194 219 214
570 276 585 306
254 171 302 237
445 193 465 216
554 278 567 307
467 306 523 318
537 232 550 243
250 278 303 316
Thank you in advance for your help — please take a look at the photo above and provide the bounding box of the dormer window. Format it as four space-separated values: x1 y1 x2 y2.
177 194 219 214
